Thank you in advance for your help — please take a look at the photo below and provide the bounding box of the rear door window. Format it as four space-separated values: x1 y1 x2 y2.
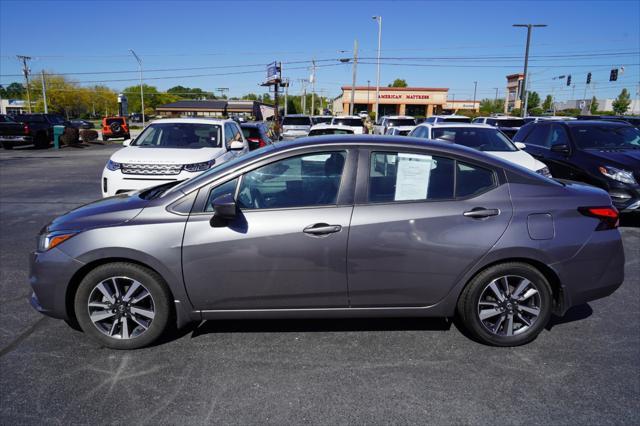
456 162 496 197
368 152 455 202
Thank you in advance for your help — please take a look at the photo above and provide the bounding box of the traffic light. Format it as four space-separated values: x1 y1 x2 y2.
586 72 592 84
610 68 618 81
566 75 571 86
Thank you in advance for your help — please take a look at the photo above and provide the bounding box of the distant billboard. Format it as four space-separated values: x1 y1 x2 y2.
265 61 281 85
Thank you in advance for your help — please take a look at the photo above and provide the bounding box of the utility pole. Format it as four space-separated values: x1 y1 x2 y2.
41 70 48 113
349 39 358 116
17 55 32 113
129 49 145 127
367 80 371 111
372 16 382 122
513 24 547 117
493 87 499 103
472 81 478 113
310 59 316 116
283 78 289 116
216 88 229 99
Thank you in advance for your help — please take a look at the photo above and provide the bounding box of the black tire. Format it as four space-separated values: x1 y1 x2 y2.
124 133 131 140
34 133 49 149
457 262 552 347
102 135 108 142
2 142 14 150
73 262 172 349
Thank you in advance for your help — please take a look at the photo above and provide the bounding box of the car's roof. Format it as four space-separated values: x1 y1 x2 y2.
535 119 633 128
432 114 470 118
419 122 492 129
479 116 523 120
240 121 265 127
333 115 362 119
383 115 415 119
310 123 354 131
146 117 231 125
283 114 310 117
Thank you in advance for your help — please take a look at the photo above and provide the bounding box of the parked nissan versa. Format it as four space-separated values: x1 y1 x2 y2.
30 136 625 349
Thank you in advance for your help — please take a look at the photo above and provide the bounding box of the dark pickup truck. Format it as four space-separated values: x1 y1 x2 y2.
0 113 67 149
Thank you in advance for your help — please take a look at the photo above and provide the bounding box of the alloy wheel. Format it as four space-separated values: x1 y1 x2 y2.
477 275 541 337
87 276 155 340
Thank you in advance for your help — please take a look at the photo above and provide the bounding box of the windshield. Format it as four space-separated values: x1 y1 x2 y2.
282 116 311 126
308 128 354 136
570 125 640 150
0 115 15 123
313 116 333 124
432 127 517 152
332 117 363 127
486 118 525 127
387 118 416 126
132 122 222 148
16 114 45 123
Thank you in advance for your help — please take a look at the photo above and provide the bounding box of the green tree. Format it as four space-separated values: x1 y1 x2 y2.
166 85 210 100
241 93 259 101
388 79 408 88
527 91 540 111
0 82 26 99
542 94 553 111
122 84 180 116
590 96 599 115
479 98 505 115
612 88 631 115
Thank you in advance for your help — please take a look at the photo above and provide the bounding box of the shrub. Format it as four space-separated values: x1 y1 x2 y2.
60 127 80 146
80 129 99 143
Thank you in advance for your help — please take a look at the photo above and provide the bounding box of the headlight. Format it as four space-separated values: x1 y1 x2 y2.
37 231 78 252
599 166 637 185
183 160 215 173
106 160 121 171
536 166 552 178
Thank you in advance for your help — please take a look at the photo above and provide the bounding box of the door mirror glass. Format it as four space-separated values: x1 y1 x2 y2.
122 139 132 147
212 193 237 220
514 142 526 150
229 141 244 151
551 143 570 154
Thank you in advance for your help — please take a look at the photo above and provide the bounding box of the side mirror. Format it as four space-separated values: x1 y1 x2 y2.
212 193 237 221
229 141 244 151
122 139 132 147
551 143 570 154
514 142 526 150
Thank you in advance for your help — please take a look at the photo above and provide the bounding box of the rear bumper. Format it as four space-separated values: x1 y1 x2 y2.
554 229 625 313
0 135 33 145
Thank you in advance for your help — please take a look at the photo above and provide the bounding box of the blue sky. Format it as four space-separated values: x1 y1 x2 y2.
1 0 638 101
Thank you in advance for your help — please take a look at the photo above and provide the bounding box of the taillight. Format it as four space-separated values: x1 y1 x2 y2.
247 137 266 148
23 124 30 134
578 206 619 230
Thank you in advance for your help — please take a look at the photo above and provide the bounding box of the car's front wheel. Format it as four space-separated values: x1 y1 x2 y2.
457 262 552 346
74 262 172 349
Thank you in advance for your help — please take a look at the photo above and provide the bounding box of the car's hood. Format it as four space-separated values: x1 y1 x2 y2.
110 146 226 165
44 193 149 234
486 149 546 172
582 148 640 171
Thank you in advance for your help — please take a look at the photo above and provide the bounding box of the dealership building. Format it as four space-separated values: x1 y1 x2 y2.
504 73 524 113
332 86 479 117
156 100 275 120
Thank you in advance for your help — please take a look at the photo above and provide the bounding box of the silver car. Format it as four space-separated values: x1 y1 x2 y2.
30 136 625 349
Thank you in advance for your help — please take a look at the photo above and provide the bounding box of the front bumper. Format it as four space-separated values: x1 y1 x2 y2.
101 168 195 197
281 132 309 140
29 248 85 320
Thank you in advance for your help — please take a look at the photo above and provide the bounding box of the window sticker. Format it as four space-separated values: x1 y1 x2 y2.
394 153 433 201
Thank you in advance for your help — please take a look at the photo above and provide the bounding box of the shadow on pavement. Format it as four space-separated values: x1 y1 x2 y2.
189 317 451 338
620 213 640 228
546 303 593 330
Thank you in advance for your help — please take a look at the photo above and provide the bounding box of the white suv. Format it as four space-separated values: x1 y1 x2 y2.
330 116 365 134
101 118 249 197
409 122 551 177
373 115 416 135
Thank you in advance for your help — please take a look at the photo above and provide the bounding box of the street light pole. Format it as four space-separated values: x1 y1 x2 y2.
513 24 547 118
349 39 358 116
372 16 382 122
472 81 478 113
129 49 145 127
367 80 371 111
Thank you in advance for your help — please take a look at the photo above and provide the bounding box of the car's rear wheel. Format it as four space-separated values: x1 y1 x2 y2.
74 262 172 349
34 132 49 149
457 262 552 346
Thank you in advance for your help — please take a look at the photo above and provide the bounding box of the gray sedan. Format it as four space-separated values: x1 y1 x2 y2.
29 136 624 349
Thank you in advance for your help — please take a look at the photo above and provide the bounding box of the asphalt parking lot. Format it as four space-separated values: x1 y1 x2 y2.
0 145 638 425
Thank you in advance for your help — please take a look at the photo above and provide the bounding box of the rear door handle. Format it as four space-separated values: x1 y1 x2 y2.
303 223 342 235
463 208 500 219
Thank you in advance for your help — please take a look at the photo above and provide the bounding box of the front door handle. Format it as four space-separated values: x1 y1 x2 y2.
463 208 500 219
303 223 342 235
